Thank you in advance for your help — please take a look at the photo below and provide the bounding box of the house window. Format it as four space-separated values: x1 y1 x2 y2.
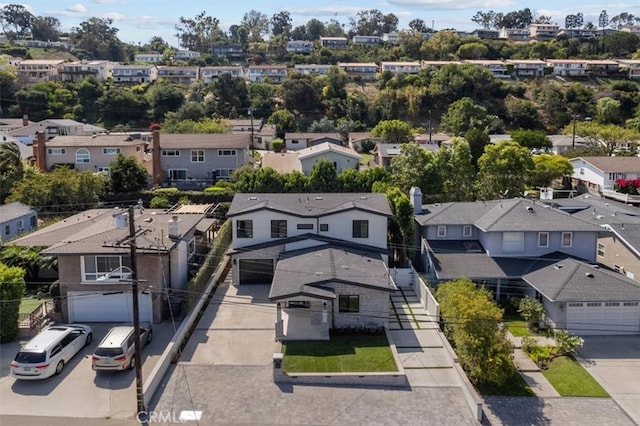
339 295 360 313
597 243 605 257
16 220 23 231
191 149 205 162
320 224 329 232
297 223 313 230
4 224 9 235
271 220 287 238
562 232 573 247
352 220 369 238
187 238 196 259
216 169 234 179
75 148 90 163
236 220 253 238
463 225 472 237
82 255 131 282
287 300 310 309
538 232 549 248
218 149 236 156
161 150 180 156
168 169 188 180
502 232 524 253
47 148 65 155
437 226 446 237
102 148 121 155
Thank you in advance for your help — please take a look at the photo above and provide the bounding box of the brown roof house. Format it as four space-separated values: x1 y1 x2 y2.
11 205 217 323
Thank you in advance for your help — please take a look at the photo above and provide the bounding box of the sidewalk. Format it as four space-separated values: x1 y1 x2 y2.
507 332 560 397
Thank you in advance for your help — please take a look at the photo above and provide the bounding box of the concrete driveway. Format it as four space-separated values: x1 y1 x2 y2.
576 336 640 425
0 321 176 419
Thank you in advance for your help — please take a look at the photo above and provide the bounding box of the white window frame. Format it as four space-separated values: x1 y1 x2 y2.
462 225 472 237
47 148 65 155
102 147 121 155
81 255 131 282
75 148 90 163
216 169 234 179
168 169 188 180
217 149 236 156
16 220 23 231
597 243 605 257
161 149 180 156
437 225 446 237
538 232 549 248
187 238 196 259
502 232 524 253
561 232 573 247
191 149 205 163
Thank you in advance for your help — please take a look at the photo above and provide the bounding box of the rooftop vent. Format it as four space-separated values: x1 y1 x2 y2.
554 263 564 270
526 206 534 213
585 272 595 278
248 196 258 200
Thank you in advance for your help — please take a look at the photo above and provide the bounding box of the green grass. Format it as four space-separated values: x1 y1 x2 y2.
542 356 609 397
19 297 45 315
282 333 397 373
503 314 534 337
360 153 374 165
476 370 535 396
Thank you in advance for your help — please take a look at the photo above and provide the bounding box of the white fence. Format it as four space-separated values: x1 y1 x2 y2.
388 264 440 322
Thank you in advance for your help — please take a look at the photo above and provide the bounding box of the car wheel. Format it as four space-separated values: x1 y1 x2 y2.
146 330 153 344
129 357 135 370
55 361 64 375
85 332 93 346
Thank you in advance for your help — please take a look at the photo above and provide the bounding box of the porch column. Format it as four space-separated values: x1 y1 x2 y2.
321 302 329 339
275 302 283 341
496 279 501 301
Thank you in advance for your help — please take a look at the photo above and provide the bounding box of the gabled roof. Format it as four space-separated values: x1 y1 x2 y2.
159 133 249 149
46 134 148 147
285 132 342 141
0 202 34 222
523 258 640 302
0 137 31 160
10 206 212 255
571 156 640 173
416 198 601 233
297 142 361 161
261 152 301 174
227 193 392 218
226 233 389 256
269 245 396 301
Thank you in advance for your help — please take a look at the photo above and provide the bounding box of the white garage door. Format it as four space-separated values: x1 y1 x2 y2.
68 291 153 323
566 302 640 335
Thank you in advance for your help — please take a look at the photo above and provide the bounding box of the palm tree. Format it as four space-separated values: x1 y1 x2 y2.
0 142 23 178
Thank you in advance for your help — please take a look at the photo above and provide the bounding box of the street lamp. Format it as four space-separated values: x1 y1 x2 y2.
571 113 592 149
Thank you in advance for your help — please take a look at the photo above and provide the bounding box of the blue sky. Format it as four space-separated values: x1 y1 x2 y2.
16 1 640 47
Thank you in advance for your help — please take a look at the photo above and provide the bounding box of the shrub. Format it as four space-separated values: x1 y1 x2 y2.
150 195 171 208
0 263 26 342
518 296 545 331
615 178 640 195
521 336 538 354
272 138 284 153
554 329 584 356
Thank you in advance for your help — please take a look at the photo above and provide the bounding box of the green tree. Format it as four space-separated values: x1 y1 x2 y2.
436 278 514 385
0 142 24 203
30 16 60 41
175 11 224 52
270 11 292 39
308 160 340 192
283 171 308 192
435 137 475 201
146 81 185 121
529 154 573 188
0 246 56 282
108 154 149 193
241 10 270 42
162 117 230 133
385 187 415 265
7 168 105 214
510 129 552 150
569 122 640 156
97 85 149 127
0 4 33 38
595 97 623 125
465 128 490 170
0 262 24 342
504 95 544 130
390 143 437 194
70 17 126 61
281 73 323 114
476 141 534 200
518 296 545 331
370 119 413 144
441 97 497 136
267 109 296 136
457 42 489 59
208 74 249 118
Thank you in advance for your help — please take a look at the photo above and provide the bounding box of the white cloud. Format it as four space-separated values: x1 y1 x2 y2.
386 0 514 9
67 3 87 14
290 6 363 17
92 0 125 4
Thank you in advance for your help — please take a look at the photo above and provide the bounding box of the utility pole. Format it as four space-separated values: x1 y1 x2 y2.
572 113 577 150
128 205 145 417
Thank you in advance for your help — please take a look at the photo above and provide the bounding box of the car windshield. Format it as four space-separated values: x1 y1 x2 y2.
94 347 124 357
15 351 46 363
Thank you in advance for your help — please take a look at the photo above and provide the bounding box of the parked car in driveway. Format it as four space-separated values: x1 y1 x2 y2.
91 324 152 372
10 324 93 380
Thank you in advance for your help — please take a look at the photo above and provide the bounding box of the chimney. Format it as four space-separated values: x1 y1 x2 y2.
33 131 47 171
409 187 423 214
152 130 162 186
168 215 181 239
22 114 28 127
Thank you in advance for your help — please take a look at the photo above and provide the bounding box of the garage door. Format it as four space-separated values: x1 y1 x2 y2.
566 302 640 335
239 259 274 284
68 291 153 323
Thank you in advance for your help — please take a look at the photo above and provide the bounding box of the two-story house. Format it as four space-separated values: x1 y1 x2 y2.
247 65 287 83
286 40 313 54
546 59 588 77
498 28 530 41
173 50 201 61
380 61 421 74
17 59 64 84
33 132 150 174
134 53 164 63
211 44 245 61
464 60 510 78
617 59 640 80
200 66 244 83
157 66 200 84
151 132 250 188
337 62 378 81
0 202 37 242
320 37 348 49
528 23 560 40
262 142 361 174
226 193 396 339
413 190 640 335
570 156 640 193
506 59 546 77
293 64 331 75
58 60 114 83
11 205 217 323
112 64 158 84
10 119 106 145
352 35 381 46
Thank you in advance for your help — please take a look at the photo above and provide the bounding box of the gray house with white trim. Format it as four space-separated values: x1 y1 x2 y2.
0 202 37 242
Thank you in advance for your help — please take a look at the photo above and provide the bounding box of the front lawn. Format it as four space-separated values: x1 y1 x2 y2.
282 333 397 373
503 315 534 337
476 370 536 396
19 297 45 315
542 356 609 397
